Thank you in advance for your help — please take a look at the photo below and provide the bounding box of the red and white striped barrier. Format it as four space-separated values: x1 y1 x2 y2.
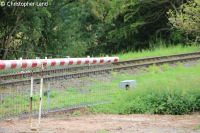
0 57 119 70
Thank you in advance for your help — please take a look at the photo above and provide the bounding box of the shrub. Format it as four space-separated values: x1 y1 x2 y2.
93 63 200 115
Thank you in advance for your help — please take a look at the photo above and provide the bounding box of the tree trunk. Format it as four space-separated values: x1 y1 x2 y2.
2 15 20 59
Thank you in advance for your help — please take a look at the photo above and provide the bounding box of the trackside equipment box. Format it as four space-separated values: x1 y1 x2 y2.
119 80 136 90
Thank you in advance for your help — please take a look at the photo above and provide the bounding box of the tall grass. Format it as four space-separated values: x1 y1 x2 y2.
1 45 199 75
0 78 121 118
92 63 200 115
116 45 200 61
1 63 200 117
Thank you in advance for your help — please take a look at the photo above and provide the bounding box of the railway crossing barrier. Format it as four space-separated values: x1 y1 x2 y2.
0 56 119 128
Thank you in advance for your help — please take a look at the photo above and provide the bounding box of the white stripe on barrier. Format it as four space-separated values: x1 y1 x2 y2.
0 57 119 70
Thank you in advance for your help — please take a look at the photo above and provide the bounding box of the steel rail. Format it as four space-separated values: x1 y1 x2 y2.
115 51 200 65
1 51 200 80
1 53 200 86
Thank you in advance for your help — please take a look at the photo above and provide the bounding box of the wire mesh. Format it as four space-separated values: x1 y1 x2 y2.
0 61 116 119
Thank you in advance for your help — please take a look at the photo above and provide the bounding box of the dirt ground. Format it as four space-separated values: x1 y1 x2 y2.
0 112 200 133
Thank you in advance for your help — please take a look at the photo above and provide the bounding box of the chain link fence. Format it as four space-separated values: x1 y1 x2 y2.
0 58 118 120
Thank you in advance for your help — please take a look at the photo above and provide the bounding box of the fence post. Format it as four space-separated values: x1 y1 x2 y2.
38 64 44 126
87 56 90 67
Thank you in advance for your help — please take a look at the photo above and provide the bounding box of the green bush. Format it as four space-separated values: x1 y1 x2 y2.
93 63 200 115
118 89 199 115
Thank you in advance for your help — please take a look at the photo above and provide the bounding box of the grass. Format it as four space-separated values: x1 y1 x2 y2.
91 63 200 115
1 44 200 119
0 78 121 118
97 130 109 133
1 62 200 118
1 45 200 75
194 124 200 131
116 45 200 61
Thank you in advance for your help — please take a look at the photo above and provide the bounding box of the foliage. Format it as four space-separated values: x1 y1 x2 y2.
89 0 187 54
0 0 52 59
0 0 198 59
0 0 107 59
168 0 200 43
92 63 200 115
116 44 200 61
1 49 200 117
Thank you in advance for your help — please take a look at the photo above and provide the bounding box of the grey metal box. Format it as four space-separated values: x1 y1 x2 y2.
119 80 136 90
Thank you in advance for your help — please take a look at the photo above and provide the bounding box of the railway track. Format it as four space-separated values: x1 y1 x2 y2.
1 51 200 86
1 51 200 80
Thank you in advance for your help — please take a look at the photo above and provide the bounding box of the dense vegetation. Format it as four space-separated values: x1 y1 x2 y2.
117 45 200 61
0 0 199 59
1 47 200 118
92 63 200 115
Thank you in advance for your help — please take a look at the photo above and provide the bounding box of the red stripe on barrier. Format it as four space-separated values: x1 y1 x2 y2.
85 60 89 64
0 62 5 69
93 59 97 64
77 60 82 65
114 58 118 62
43 61 47 66
51 61 56 66
32 61 38 68
22 61 27 68
0 57 119 70
60 60 65 66
69 60 73 65
100 59 104 63
11 62 17 69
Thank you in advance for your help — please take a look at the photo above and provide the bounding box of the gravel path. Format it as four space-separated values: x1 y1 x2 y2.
0 113 199 133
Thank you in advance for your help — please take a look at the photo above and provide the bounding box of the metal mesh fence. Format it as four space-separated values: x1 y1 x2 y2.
0 61 115 120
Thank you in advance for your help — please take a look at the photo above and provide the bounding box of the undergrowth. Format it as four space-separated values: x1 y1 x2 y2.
91 63 200 115
117 44 200 61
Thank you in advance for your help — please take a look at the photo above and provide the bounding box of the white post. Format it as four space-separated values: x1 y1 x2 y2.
30 77 33 97
38 64 44 126
87 56 90 67
38 78 43 125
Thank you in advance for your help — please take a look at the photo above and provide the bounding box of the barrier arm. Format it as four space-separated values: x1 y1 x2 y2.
0 57 119 70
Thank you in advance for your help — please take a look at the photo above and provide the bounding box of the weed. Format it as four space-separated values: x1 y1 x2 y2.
92 63 200 115
116 45 200 61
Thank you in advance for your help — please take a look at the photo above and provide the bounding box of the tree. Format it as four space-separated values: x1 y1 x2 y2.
88 0 186 55
0 0 51 59
0 0 23 59
168 0 200 43
0 0 195 59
